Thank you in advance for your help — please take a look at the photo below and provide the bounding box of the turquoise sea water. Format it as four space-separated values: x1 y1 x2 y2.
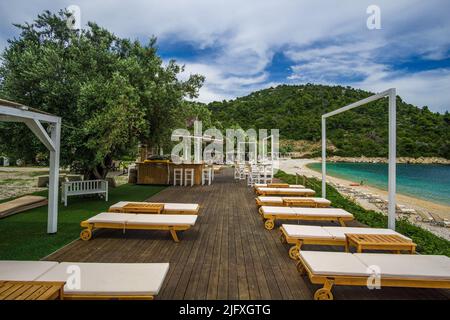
308 162 450 206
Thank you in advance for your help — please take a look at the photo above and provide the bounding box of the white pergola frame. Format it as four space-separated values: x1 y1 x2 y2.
261 135 274 161
0 100 61 234
321 88 397 230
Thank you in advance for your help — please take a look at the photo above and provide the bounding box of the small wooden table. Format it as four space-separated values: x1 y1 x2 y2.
268 183 289 188
346 234 416 254
122 203 164 214
283 199 328 208
0 281 65 300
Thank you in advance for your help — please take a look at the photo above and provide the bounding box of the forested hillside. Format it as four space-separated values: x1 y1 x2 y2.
208 84 450 158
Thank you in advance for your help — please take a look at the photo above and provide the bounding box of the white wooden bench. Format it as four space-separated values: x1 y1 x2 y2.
61 180 108 206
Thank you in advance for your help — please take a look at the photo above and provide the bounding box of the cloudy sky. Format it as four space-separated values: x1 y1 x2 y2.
1 0 449 112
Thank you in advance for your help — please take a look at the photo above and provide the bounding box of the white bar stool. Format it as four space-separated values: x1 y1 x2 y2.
184 168 195 186
202 168 212 185
173 168 183 186
234 165 240 179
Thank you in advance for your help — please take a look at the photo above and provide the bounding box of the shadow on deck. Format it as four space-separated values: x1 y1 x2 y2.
45 168 450 300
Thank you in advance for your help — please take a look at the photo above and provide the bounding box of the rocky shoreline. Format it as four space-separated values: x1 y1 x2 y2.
322 156 450 165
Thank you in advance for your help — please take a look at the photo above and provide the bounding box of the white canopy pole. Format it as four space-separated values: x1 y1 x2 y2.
388 88 397 230
321 89 397 230
321 117 326 198
0 101 61 234
47 121 61 233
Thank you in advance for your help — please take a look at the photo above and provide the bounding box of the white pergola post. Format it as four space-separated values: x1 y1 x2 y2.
47 121 61 233
321 88 397 230
262 135 273 161
321 117 326 198
0 100 61 234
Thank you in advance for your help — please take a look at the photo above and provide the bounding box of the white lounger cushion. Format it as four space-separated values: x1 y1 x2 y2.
258 197 331 205
87 213 197 226
37 262 169 296
300 251 369 277
0 261 58 281
127 214 197 226
324 227 410 241
292 208 353 218
282 225 409 241
260 206 297 215
258 196 284 203
300 251 450 280
255 184 305 188
283 225 331 239
108 201 129 210
163 203 199 212
87 212 133 224
109 201 199 212
262 206 352 218
355 254 450 280
258 187 315 194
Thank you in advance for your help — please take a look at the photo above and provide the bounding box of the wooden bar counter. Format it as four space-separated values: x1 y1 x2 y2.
136 161 205 185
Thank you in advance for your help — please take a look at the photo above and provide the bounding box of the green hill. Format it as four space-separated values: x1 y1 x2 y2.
208 84 450 158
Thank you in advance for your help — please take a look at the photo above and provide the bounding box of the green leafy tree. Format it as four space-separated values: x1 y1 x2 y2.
0 10 204 177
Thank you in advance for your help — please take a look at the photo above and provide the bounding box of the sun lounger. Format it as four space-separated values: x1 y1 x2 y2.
255 196 331 208
37 262 169 300
429 212 450 228
297 251 450 300
0 261 169 300
259 206 354 230
415 210 433 223
254 183 305 189
108 201 200 215
279 225 412 259
256 187 316 196
80 212 197 242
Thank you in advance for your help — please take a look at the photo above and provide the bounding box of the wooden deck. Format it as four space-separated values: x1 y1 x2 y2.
46 168 450 300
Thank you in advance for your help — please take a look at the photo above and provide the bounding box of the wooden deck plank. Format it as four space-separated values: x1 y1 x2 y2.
44 168 450 300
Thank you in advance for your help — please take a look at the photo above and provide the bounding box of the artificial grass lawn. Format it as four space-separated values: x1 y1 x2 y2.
0 183 166 260
275 170 450 257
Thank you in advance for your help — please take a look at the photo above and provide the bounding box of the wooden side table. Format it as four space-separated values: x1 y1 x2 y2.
268 183 289 188
283 199 318 207
122 203 164 214
0 281 65 300
346 233 416 254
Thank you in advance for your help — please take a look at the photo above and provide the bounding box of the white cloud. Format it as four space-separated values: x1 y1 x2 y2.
356 68 450 113
0 0 449 110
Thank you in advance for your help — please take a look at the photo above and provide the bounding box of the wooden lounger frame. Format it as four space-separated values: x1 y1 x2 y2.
254 198 330 208
296 255 450 300
279 226 347 260
108 203 199 215
80 220 191 242
259 207 353 230
62 293 154 300
279 227 415 260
